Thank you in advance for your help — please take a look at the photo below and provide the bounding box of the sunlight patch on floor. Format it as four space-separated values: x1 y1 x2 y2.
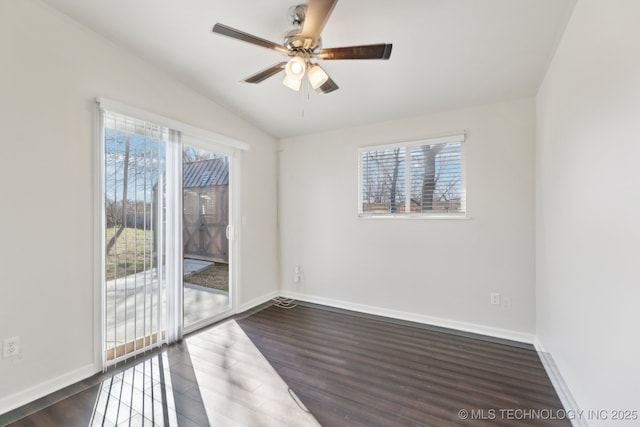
186 320 321 427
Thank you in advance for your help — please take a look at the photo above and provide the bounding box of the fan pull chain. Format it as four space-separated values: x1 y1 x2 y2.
300 77 310 118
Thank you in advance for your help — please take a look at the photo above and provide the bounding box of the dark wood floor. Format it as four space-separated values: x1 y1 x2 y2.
1 303 569 427
1 343 213 427
236 304 570 427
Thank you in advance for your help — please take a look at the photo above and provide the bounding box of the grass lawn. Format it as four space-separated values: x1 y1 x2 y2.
105 226 229 292
184 263 229 292
105 227 156 281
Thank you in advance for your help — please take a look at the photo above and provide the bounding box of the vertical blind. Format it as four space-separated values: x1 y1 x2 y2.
103 110 169 365
360 135 465 216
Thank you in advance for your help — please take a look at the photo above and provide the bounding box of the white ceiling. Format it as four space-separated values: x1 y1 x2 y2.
43 0 576 138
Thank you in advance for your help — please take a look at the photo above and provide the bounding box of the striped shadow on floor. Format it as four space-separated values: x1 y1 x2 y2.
3 315 319 426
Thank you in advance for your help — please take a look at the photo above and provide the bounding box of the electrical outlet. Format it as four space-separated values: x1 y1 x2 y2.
501 296 512 310
490 293 501 305
3 336 20 358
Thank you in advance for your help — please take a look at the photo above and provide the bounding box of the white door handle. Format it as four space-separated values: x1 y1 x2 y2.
226 225 233 240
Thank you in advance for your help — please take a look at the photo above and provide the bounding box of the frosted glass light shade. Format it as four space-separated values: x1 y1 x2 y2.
308 64 329 89
283 74 302 91
285 56 306 80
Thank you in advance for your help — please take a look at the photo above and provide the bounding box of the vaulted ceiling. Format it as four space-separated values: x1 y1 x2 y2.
43 0 576 138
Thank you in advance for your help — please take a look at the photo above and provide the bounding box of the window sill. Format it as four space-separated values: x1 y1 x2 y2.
357 214 471 220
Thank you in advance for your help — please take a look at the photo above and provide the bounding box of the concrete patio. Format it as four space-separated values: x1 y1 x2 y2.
105 262 229 357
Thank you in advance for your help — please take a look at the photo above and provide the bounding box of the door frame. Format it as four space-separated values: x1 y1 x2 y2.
94 98 246 370
181 135 241 334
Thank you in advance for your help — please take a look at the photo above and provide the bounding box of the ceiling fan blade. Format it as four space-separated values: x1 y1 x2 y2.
243 62 287 84
301 0 339 41
317 76 339 94
316 44 393 60
212 23 288 54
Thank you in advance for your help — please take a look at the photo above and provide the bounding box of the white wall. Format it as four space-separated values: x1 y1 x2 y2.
536 0 640 423
0 0 278 410
279 98 536 337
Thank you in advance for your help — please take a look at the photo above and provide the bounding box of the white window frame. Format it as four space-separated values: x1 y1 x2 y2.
357 134 467 219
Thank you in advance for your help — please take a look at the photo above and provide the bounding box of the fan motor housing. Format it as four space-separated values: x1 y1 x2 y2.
284 29 321 52
285 4 321 52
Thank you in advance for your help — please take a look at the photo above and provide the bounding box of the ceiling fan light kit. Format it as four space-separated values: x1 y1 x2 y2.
282 57 329 92
212 0 393 95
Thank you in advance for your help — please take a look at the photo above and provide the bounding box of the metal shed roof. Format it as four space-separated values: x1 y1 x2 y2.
183 158 228 188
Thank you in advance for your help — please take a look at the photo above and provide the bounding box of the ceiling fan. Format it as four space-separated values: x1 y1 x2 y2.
212 0 392 94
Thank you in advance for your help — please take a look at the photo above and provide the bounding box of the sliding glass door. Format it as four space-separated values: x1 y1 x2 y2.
100 109 236 366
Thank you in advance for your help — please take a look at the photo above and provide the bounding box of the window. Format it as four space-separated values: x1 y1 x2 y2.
359 134 465 217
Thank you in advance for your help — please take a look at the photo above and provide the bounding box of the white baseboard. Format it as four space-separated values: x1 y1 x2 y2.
0 363 99 416
280 291 536 344
237 290 280 314
535 339 587 427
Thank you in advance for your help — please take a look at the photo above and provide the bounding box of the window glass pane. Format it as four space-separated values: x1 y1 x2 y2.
410 142 463 214
361 147 406 214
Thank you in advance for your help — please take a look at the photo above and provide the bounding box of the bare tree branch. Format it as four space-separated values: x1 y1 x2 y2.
106 135 130 254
